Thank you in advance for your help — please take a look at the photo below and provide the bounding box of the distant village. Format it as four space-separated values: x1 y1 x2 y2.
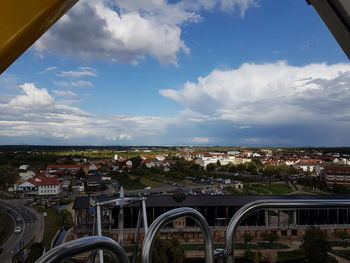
6 147 350 197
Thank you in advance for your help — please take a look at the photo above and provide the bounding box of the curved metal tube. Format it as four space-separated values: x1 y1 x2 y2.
35 236 130 263
225 199 350 263
142 207 214 263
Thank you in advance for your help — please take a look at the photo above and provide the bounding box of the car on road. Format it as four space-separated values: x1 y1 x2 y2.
16 216 22 222
14 226 22 233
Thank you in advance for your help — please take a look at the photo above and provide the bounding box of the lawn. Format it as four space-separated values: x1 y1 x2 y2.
110 174 145 190
266 184 293 195
33 206 61 250
248 183 293 195
0 209 14 246
139 177 167 188
248 185 271 195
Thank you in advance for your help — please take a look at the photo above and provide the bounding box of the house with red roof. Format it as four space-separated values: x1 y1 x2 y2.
18 174 61 195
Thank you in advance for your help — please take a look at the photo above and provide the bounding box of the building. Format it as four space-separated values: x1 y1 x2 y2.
47 164 90 173
73 194 350 243
18 175 61 195
323 166 350 187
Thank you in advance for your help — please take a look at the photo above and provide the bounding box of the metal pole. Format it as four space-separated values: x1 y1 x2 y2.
225 199 350 263
118 186 124 245
132 206 143 263
35 236 130 263
96 203 104 263
142 207 214 263
142 197 148 234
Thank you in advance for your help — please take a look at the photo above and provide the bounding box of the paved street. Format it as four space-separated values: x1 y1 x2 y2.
0 200 42 263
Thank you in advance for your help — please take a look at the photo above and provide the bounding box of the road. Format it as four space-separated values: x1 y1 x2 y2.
0 200 41 263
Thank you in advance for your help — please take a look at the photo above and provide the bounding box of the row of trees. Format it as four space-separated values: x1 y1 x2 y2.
0 165 18 191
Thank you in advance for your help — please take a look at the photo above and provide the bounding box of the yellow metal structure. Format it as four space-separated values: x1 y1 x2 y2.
0 0 79 74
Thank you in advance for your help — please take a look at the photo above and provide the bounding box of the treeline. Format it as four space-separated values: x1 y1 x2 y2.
0 152 57 167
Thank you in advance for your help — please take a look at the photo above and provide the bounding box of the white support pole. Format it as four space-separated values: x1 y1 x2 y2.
96 203 104 263
118 187 124 245
142 198 148 234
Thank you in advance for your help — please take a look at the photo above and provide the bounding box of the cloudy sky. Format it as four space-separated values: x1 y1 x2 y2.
1 0 349 146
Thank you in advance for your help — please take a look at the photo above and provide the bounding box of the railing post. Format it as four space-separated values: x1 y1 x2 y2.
35 236 130 263
142 207 214 263
224 199 350 263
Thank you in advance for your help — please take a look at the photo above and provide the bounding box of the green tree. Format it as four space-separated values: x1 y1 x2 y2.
262 165 277 183
335 230 350 247
243 232 253 245
152 237 184 263
332 184 349 194
129 156 142 168
302 227 331 263
0 165 18 190
261 231 278 244
206 163 217 171
75 168 86 179
60 209 74 230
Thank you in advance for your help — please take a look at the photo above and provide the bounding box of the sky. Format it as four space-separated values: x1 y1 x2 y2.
0 0 350 146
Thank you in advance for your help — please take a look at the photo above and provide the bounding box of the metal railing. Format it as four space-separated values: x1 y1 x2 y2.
142 207 214 263
35 199 350 263
224 199 350 263
35 236 130 263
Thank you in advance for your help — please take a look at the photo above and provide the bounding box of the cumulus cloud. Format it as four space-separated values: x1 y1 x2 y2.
161 61 350 125
8 83 55 108
4 61 350 146
0 83 170 144
57 70 97 78
53 80 93 88
158 61 350 145
34 0 258 65
52 90 77 98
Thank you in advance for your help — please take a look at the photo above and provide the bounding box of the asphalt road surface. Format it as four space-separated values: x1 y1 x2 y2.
0 200 39 263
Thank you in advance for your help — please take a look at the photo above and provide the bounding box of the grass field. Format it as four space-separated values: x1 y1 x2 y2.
111 174 145 190
34 206 61 250
0 209 14 247
139 177 167 188
248 183 293 195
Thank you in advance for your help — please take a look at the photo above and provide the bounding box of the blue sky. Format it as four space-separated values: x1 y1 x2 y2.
1 0 350 146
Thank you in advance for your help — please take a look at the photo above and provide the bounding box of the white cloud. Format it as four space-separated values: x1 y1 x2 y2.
8 83 55 108
52 90 77 98
191 137 209 143
105 134 132 141
39 66 58 74
2 61 350 146
53 80 93 88
34 0 258 65
57 70 97 78
161 61 350 126
0 83 169 144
